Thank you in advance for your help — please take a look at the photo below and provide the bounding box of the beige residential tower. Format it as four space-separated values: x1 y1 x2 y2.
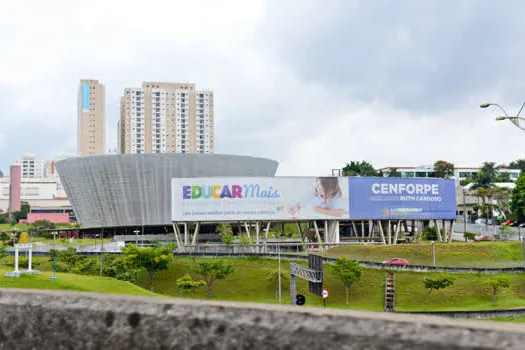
77 79 105 156
118 82 214 154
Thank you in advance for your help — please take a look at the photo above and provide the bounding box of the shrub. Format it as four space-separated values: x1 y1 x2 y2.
463 232 476 242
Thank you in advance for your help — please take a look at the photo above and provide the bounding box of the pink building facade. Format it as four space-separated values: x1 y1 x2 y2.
9 165 21 216
21 212 71 224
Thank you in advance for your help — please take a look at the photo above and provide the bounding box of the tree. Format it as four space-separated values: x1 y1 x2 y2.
31 220 56 232
12 202 30 221
342 161 377 177
0 244 7 259
192 260 234 297
423 276 454 307
485 278 510 304
217 224 234 245
473 162 497 189
433 160 454 178
329 257 362 305
122 243 175 292
511 173 525 221
387 168 401 177
176 274 206 295
266 269 289 299
508 159 525 173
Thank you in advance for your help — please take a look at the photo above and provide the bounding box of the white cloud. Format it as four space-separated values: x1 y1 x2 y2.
1 0 524 176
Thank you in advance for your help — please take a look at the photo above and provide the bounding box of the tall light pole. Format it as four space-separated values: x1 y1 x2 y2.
480 102 525 131
463 188 468 235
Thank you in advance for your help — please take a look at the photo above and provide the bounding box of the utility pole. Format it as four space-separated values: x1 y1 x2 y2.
463 189 468 234
278 245 282 304
431 241 436 267
99 227 104 277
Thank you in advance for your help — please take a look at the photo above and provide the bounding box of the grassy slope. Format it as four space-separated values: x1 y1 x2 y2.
135 257 525 311
0 263 155 296
326 242 525 267
2 256 525 312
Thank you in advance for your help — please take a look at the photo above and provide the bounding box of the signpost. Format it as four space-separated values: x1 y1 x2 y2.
289 255 324 306
322 289 329 307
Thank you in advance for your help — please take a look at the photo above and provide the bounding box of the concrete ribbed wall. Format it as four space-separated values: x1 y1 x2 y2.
56 154 278 228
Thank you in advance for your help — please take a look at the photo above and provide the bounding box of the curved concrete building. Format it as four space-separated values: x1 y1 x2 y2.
56 154 279 228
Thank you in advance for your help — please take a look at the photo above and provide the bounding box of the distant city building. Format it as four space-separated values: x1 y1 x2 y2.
118 82 214 154
378 165 520 182
78 79 105 156
14 153 48 178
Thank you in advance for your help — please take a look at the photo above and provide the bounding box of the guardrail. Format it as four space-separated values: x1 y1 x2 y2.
7 245 525 274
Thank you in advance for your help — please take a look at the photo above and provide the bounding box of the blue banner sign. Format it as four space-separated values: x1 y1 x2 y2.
81 83 89 111
349 177 456 219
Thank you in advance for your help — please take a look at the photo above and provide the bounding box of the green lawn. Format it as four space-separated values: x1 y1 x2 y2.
0 223 75 231
326 242 525 268
2 256 525 312
134 257 525 311
0 265 155 296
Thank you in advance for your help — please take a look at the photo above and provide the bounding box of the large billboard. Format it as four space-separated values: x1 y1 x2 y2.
81 83 89 111
349 177 456 219
171 177 349 222
171 177 457 222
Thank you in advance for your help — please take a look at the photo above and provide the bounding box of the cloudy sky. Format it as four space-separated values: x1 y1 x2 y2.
1 0 525 176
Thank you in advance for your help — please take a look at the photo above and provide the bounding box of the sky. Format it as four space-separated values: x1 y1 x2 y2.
1 0 525 176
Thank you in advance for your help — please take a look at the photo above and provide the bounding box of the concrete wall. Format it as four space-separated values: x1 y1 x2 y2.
1 289 525 349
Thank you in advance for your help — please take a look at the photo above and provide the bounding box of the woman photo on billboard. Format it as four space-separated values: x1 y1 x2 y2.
287 177 344 218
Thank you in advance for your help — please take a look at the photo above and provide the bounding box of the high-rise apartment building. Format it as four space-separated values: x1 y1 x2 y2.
118 82 214 154
78 79 105 156
14 153 47 178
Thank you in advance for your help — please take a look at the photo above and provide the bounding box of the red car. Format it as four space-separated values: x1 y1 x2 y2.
382 258 409 265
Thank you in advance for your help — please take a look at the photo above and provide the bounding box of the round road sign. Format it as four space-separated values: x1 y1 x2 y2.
296 294 306 306
322 289 329 299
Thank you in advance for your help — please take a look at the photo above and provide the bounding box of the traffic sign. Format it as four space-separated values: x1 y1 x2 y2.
322 289 329 299
296 294 306 306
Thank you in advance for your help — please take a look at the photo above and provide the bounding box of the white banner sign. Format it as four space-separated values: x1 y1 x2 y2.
171 177 349 222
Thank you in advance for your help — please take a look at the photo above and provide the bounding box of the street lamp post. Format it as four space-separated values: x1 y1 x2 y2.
463 189 468 236
480 101 525 131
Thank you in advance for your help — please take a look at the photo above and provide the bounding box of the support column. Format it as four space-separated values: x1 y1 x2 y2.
191 222 200 245
264 222 271 253
378 221 386 245
296 222 304 243
449 220 455 243
313 221 322 248
352 222 358 237
324 220 329 244
387 220 392 245
361 221 365 240
14 246 19 273
368 220 374 239
290 275 296 305
393 220 401 245
172 224 182 247
434 219 443 242
255 222 260 253
28 247 32 271
244 222 252 241
184 223 189 246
